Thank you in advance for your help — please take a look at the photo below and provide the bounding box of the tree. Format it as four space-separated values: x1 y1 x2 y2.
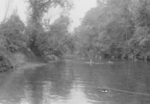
0 12 25 52
74 0 136 58
28 15 72 59
26 0 73 57
74 0 150 61
3 0 13 23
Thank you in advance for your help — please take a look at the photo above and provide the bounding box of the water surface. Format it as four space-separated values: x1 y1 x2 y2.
0 59 150 104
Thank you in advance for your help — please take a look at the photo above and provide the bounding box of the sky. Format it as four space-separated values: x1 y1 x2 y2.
0 0 96 31
69 0 97 30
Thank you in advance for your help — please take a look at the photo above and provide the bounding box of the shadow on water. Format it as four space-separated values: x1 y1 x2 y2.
23 61 74 104
0 59 150 104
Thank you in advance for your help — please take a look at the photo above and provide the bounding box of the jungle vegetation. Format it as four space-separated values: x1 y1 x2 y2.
0 0 150 72
74 0 150 61
0 0 74 71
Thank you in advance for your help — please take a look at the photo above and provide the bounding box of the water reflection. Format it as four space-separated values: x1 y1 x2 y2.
0 60 150 104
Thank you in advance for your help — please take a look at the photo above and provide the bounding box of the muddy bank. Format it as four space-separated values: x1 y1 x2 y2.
0 51 46 73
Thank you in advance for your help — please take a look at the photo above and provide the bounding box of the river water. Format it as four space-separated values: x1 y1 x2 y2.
0 59 150 104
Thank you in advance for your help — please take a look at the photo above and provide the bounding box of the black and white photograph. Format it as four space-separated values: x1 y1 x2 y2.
0 0 149 104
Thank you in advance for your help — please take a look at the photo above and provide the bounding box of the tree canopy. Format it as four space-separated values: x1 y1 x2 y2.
74 0 150 61
26 0 73 57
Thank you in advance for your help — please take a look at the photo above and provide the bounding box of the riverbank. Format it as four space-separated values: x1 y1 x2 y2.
15 62 46 70
0 51 47 73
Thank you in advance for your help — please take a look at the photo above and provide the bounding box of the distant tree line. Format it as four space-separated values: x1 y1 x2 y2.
74 0 150 61
1 0 149 71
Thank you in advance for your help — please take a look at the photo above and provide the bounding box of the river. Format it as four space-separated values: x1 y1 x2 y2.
0 59 150 104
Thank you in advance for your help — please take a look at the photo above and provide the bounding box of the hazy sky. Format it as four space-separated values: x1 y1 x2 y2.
70 0 96 30
0 0 96 31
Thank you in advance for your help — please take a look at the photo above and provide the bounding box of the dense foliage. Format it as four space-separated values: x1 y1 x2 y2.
0 11 26 71
74 0 150 61
26 0 73 58
0 0 74 72
1 0 150 72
